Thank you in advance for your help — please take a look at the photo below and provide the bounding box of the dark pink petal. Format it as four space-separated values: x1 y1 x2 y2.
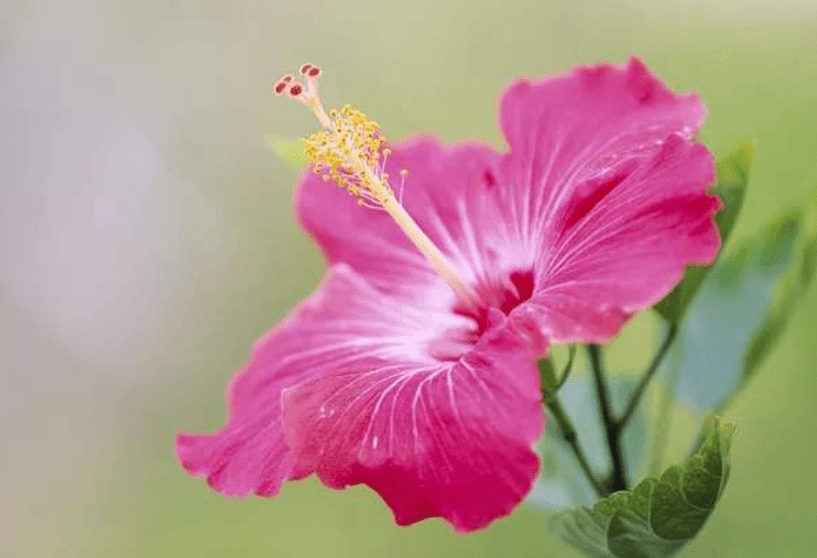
496 57 720 342
176 264 481 499
296 138 510 305
498 57 705 250
281 309 544 532
528 134 720 342
176 404 293 497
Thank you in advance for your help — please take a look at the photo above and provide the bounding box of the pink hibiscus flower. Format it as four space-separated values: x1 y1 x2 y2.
177 58 720 532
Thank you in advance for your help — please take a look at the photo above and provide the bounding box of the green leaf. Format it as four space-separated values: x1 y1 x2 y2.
741 197 817 387
266 134 307 168
671 195 817 411
551 417 734 558
654 142 754 323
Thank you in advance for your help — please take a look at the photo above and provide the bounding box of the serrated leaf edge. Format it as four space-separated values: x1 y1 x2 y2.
551 417 734 558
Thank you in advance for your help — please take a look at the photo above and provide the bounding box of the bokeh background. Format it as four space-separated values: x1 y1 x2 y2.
3 0 817 556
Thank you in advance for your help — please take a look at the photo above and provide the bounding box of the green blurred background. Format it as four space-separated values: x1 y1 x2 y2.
3 0 817 556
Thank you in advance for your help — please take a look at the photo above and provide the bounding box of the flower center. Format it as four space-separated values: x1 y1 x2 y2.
275 64 480 308
426 268 535 362
456 269 536 337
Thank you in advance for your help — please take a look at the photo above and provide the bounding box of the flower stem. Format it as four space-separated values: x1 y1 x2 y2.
588 344 628 493
619 323 678 428
585 324 680 494
541 387 606 498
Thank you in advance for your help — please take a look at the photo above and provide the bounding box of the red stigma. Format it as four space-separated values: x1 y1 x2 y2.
288 83 304 96
281 74 293 83
300 63 313 76
308 66 321 77
273 81 287 95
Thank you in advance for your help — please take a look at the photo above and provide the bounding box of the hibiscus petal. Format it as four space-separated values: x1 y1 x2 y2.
281 309 544 532
528 134 720 342
176 264 474 498
498 57 706 252
296 138 511 304
495 57 720 342
176 403 293 497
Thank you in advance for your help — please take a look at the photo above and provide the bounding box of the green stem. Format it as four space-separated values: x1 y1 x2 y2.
557 345 577 388
588 344 628 493
619 323 678 428
542 388 606 498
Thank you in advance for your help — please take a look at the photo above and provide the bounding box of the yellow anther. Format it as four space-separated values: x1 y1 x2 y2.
302 105 395 206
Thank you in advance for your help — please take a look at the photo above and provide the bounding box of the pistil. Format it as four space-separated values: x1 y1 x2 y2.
274 64 480 308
